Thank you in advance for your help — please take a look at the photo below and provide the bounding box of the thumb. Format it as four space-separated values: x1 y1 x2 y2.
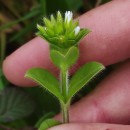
48 123 130 130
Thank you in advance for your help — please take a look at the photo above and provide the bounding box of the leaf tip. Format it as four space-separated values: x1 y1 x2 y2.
24 70 31 78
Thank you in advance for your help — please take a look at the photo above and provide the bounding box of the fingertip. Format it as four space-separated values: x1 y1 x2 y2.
3 37 53 86
3 50 36 87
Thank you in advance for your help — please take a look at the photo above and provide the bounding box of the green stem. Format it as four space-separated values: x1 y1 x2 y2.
60 68 70 123
60 69 68 98
61 102 70 123
0 33 6 67
95 0 102 7
40 0 46 15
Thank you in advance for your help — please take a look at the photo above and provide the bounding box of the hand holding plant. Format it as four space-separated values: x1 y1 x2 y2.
25 11 104 129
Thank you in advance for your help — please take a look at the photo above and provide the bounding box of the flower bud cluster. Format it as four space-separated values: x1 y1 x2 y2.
37 11 90 49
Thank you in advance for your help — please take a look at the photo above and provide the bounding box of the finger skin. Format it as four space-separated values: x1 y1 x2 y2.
79 0 130 65
3 0 130 86
48 123 130 130
55 61 130 124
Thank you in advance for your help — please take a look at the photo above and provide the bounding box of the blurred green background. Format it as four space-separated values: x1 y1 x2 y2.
0 0 111 129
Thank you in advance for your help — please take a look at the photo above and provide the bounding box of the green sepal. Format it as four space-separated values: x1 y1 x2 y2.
38 118 61 130
67 62 105 102
50 46 79 70
37 24 46 34
25 68 64 102
43 17 53 29
50 14 56 25
54 12 64 34
46 29 55 37
57 11 63 22
75 28 91 44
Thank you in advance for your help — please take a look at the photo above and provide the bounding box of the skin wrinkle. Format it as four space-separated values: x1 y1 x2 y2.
67 94 111 123
90 98 109 123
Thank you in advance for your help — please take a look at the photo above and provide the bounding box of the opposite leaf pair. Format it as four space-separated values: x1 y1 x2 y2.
25 62 104 104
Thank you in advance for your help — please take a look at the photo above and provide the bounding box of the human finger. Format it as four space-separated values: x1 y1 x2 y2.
48 123 130 130
3 0 130 86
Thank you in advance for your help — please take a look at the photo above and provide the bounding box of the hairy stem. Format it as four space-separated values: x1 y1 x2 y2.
61 102 70 123
60 69 68 98
60 69 70 123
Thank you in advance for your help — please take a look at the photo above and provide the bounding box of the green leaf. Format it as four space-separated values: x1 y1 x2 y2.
50 46 79 69
25 68 64 102
0 70 4 90
39 0 46 15
0 76 8 90
0 88 35 122
0 69 8 90
24 87 59 123
35 112 55 128
67 62 105 101
0 8 40 31
65 46 79 68
0 33 6 64
4 119 27 129
50 50 64 69
10 21 36 42
46 0 82 14
0 69 3 77
38 118 61 130
65 0 83 11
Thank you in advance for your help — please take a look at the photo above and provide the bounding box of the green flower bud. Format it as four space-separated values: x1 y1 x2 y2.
37 11 91 49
